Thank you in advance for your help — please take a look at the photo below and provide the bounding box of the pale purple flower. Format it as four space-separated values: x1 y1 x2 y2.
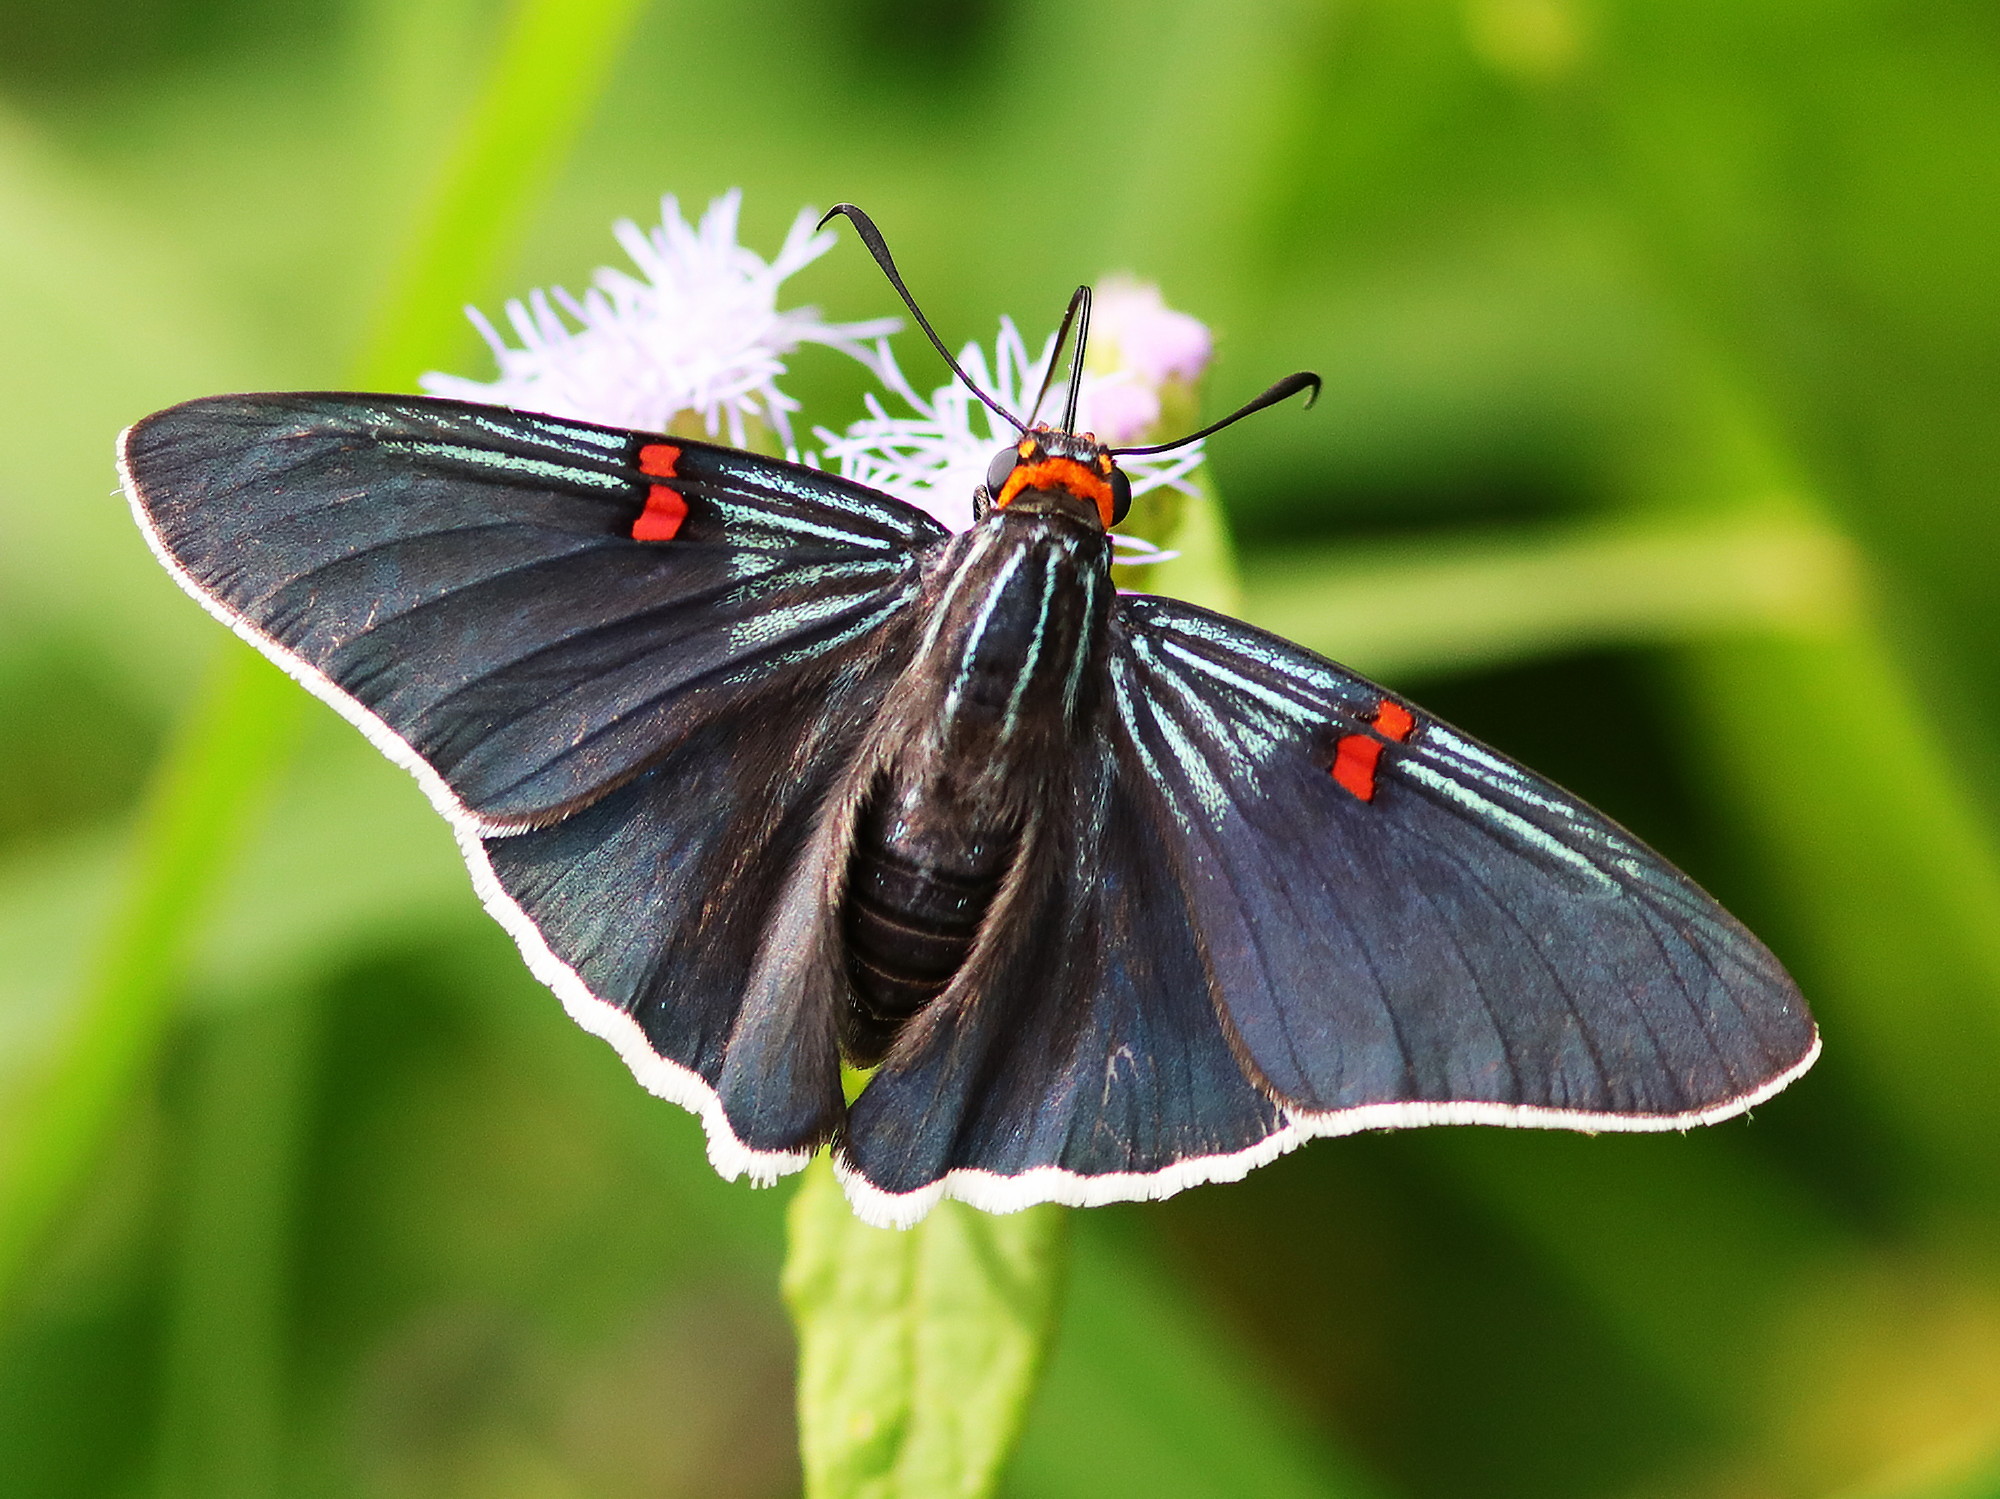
1091 275 1214 386
1078 378 1163 450
1077 276 1216 446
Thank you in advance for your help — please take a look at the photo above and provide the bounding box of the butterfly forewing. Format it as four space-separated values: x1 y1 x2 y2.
121 393 945 829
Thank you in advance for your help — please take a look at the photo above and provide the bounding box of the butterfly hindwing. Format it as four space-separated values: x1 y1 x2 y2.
120 392 946 829
1109 595 1818 1130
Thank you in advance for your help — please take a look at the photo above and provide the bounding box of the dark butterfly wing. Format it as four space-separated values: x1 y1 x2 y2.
121 391 946 1179
1108 595 1818 1132
120 392 946 830
124 391 1818 1220
834 593 1816 1222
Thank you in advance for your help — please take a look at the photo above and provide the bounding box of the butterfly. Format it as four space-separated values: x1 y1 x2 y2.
116 206 1817 1227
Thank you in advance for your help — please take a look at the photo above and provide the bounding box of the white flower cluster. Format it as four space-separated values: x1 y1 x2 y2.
422 191 895 447
426 191 1213 550
811 319 1203 549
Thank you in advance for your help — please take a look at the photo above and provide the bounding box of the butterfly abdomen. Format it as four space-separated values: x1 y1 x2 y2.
842 790 1012 1061
837 510 1113 1061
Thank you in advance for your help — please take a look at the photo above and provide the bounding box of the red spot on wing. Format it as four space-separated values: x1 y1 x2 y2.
1332 734 1385 800
632 443 687 541
1330 698 1417 801
1374 699 1415 741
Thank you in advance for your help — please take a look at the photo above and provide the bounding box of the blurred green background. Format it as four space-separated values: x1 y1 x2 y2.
4 0 2000 1495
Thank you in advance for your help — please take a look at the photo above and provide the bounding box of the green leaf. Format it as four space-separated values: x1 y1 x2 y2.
783 1158 1068 1499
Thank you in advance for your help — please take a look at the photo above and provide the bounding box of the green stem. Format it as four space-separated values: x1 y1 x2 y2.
1239 511 1859 682
0 0 650 1322
1117 469 1245 615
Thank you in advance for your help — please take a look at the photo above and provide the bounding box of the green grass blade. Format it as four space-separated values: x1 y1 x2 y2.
0 654 303 1311
1643 369 2000 1203
1240 511 1860 682
1676 625 2000 1199
785 1159 1068 1499
0 0 652 1322
352 0 654 391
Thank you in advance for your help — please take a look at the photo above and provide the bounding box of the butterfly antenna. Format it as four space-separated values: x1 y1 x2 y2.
1111 371 1323 456
1025 286 1090 429
1058 284 1093 436
819 204 1026 436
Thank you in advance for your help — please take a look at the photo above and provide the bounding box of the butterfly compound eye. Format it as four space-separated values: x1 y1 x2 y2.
985 446 1019 498
1108 466 1132 526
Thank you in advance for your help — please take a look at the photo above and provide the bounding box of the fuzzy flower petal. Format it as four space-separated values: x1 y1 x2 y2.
422 190 897 446
812 319 1205 537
